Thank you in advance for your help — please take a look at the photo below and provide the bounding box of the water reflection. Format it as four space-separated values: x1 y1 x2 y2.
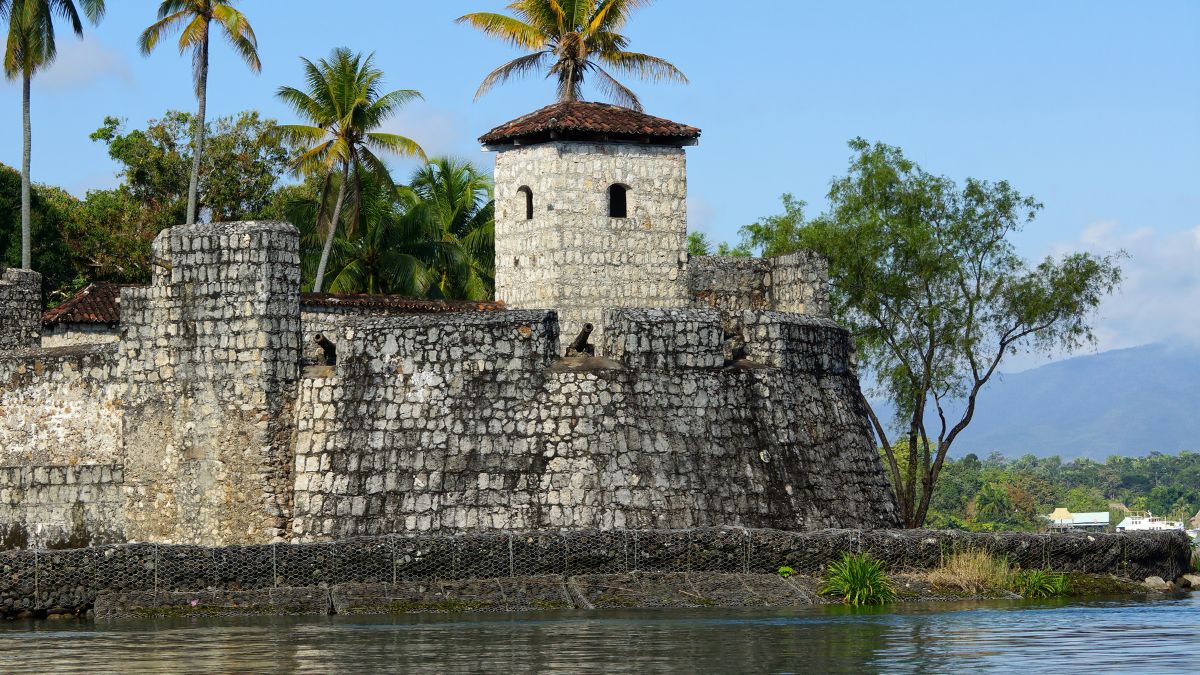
0 596 1195 673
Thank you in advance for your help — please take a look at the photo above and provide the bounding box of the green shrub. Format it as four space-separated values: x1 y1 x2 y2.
777 566 794 579
1016 570 1069 598
820 553 895 606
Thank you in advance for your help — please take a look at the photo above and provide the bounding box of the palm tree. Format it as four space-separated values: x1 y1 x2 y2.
139 0 260 226
456 0 687 111
2 0 105 269
276 48 425 293
406 157 494 301
321 177 431 297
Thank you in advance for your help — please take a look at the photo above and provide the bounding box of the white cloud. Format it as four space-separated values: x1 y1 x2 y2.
1051 221 1200 353
35 37 132 93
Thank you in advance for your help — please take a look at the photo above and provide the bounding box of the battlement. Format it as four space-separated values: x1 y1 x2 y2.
0 215 896 547
0 268 41 349
688 252 829 317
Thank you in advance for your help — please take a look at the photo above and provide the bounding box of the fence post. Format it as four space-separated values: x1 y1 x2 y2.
153 544 160 594
272 543 278 588
508 532 514 578
743 528 750 575
33 549 38 603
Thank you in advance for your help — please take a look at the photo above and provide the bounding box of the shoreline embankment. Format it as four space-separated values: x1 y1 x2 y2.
1 528 1191 620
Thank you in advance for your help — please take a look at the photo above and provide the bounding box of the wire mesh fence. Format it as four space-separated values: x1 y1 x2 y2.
0 528 1189 612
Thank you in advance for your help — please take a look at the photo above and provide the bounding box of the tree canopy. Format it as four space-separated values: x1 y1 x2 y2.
721 138 1124 527
457 0 687 111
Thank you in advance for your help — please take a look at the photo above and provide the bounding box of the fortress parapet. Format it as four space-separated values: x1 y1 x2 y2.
0 268 41 350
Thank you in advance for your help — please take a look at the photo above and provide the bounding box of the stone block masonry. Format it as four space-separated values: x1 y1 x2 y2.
290 305 897 540
0 220 899 548
0 268 41 349
494 142 691 348
117 222 301 545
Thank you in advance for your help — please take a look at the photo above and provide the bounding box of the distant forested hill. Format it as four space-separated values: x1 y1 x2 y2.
870 343 1200 460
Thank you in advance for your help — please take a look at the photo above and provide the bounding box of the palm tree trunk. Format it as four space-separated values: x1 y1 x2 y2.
20 72 32 269
312 161 350 293
186 32 210 225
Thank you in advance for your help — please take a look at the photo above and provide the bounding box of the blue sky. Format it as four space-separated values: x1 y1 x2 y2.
1 0 1197 365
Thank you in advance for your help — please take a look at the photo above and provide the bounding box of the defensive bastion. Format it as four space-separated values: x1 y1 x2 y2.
0 102 899 548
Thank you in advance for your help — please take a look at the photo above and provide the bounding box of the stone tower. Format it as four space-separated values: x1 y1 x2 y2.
482 102 701 348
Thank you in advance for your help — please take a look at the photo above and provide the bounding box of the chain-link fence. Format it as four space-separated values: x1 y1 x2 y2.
1 528 1190 614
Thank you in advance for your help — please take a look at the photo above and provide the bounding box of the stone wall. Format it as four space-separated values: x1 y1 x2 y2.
688 252 828 317
0 268 41 349
494 142 691 348
290 307 898 541
40 324 122 348
0 220 896 550
117 222 301 545
0 345 123 466
1 529 1190 616
0 464 125 549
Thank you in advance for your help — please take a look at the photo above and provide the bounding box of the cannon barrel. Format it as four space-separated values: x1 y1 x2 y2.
565 323 595 357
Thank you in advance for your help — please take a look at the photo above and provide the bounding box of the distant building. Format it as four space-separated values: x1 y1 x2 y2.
1046 508 1110 532
40 283 133 347
1115 512 1185 532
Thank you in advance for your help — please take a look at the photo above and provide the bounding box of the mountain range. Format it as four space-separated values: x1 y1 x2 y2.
868 342 1200 460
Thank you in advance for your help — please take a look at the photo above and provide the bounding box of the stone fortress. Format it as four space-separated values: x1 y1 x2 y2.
0 102 899 549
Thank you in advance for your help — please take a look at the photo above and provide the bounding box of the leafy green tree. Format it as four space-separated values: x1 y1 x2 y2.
276 48 426 293
457 0 687 111
716 241 751 257
973 483 1013 522
91 110 289 224
2 0 104 269
795 139 1123 528
686 231 711 257
139 0 260 226
736 193 808 257
0 162 77 294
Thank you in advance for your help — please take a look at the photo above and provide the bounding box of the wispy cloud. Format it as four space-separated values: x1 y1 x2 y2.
1051 221 1200 352
9 37 134 93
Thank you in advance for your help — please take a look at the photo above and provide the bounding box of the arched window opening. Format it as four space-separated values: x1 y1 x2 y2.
517 186 533 220
608 184 628 218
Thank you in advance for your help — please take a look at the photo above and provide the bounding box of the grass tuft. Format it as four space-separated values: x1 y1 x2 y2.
925 549 1013 594
820 553 895 606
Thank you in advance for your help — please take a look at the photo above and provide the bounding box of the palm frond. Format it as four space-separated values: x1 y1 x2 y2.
454 11 545 49
475 51 549 99
587 62 641 110
599 49 688 83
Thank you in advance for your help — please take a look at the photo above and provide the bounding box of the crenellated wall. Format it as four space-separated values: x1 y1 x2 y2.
0 220 899 549
117 222 301 545
289 307 897 540
0 268 41 349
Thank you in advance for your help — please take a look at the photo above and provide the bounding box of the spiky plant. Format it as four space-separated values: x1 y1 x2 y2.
820 553 896 606
457 0 686 111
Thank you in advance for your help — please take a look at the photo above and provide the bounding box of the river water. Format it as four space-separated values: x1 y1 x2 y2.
0 595 1195 673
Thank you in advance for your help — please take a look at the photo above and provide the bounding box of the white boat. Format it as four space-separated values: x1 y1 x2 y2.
1115 511 1185 532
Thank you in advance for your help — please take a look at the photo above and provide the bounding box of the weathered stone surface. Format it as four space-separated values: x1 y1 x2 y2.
0 268 40 349
0 216 895 546
493 141 692 348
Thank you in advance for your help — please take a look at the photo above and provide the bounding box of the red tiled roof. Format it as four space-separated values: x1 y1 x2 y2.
42 283 141 327
301 293 505 314
479 101 700 145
